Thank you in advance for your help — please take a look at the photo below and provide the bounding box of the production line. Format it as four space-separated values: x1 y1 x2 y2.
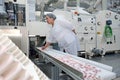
0 33 118 80
0 0 120 80
36 47 116 80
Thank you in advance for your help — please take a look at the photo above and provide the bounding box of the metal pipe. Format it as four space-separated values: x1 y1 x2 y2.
77 0 80 8
64 0 68 11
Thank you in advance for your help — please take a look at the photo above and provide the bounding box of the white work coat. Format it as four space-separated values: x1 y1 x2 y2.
46 19 80 56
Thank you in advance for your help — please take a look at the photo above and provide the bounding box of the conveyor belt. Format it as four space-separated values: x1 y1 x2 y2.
36 47 116 80
36 48 83 80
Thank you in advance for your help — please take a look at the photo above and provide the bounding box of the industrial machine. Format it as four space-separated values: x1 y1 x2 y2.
68 10 120 58
95 10 120 56
35 47 116 80
0 0 8 25
73 0 120 57
0 34 49 80
0 0 28 56
1 0 120 57
71 12 97 57
51 0 120 58
0 0 120 80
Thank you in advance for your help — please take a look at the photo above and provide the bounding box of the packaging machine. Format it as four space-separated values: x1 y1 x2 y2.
25 0 120 58
72 10 120 57
51 0 120 58
0 27 117 80
0 0 120 80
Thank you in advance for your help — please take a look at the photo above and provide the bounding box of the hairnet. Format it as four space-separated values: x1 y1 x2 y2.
46 13 56 20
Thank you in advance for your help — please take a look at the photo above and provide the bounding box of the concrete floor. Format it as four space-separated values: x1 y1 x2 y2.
114 77 120 80
91 52 120 79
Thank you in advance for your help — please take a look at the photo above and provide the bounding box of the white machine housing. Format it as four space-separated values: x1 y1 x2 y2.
72 12 96 57
95 10 120 55
0 26 29 56
73 10 120 57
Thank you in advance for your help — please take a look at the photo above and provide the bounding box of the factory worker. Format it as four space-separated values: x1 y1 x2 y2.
42 13 80 56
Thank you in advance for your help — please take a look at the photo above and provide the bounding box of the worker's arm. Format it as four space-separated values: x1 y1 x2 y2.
41 42 51 50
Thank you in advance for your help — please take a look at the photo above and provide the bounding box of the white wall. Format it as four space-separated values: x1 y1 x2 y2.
27 22 51 36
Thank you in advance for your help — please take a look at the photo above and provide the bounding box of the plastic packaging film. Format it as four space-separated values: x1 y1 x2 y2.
0 34 49 80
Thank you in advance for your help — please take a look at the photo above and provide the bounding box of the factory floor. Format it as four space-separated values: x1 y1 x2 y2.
91 52 120 80
114 77 120 80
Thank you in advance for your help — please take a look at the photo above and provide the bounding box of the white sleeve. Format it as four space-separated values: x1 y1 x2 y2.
46 31 57 43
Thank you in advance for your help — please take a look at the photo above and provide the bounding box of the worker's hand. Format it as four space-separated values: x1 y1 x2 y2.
41 42 50 50
41 46 46 50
